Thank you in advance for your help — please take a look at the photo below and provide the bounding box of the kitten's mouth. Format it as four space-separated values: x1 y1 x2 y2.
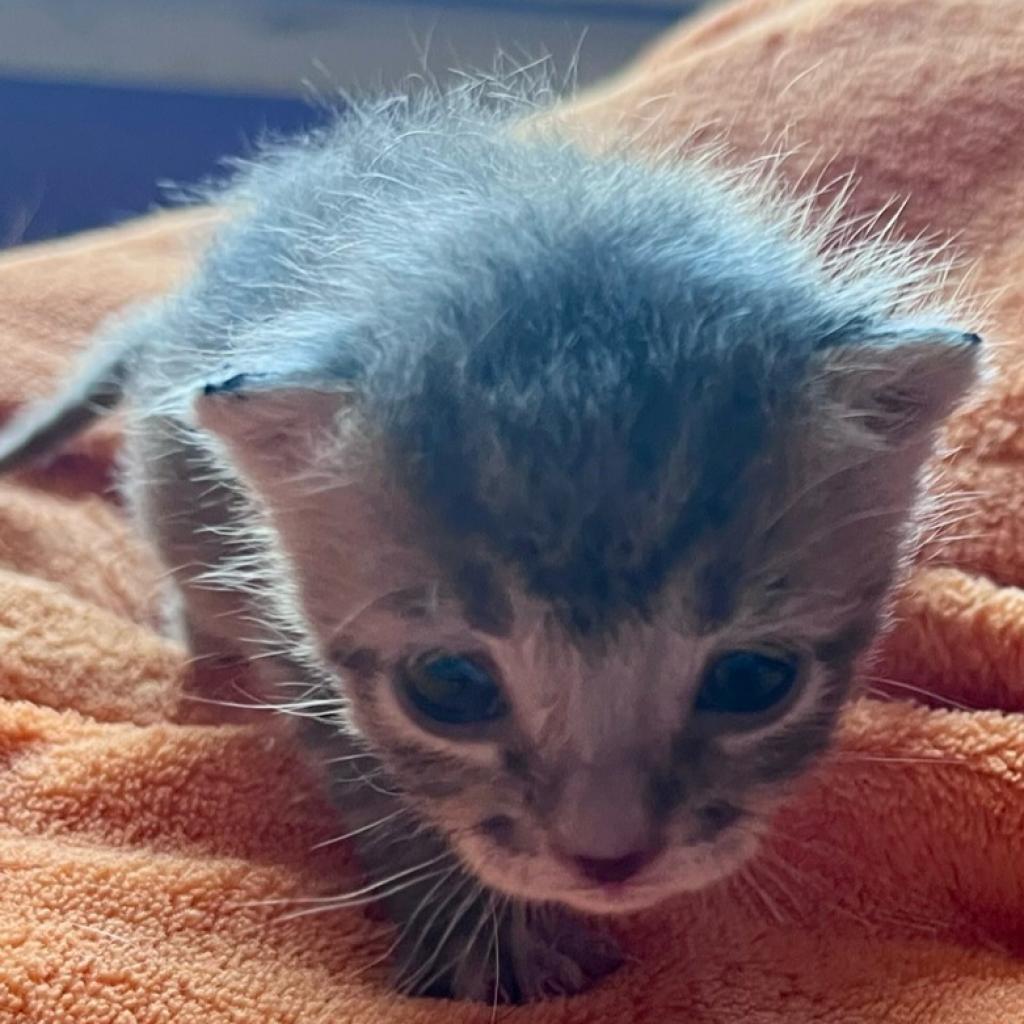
569 880 665 914
458 818 761 914
555 826 760 914
537 848 674 914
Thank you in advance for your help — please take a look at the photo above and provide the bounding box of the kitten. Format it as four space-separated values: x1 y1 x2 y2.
0 79 980 1002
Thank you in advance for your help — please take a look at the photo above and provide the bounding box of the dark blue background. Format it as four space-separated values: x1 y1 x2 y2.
0 77 326 247
0 1 704 248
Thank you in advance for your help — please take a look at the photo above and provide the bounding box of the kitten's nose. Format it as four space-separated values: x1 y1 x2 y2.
569 849 657 886
551 761 660 886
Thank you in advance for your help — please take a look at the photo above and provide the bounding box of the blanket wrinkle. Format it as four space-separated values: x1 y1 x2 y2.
3 0 1024 1020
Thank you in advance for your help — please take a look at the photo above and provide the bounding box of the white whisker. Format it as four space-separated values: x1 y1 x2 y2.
863 675 974 710
490 893 505 1018
356 862 466 979
835 752 970 767
311 808 410 851
398 879 485 994
236 850 455 911
272 867 454 923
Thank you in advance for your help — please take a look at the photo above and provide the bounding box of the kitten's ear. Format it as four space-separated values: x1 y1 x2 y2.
192 308 366 488
194 370 415 637
194 372 355 487
812 328 981 447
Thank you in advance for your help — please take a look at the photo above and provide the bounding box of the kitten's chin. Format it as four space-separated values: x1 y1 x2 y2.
457 826 761 916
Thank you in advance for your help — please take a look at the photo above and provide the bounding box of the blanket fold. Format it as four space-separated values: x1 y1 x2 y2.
3 1 1024 1020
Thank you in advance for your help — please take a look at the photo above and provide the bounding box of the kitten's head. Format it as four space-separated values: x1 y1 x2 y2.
194 125 979 914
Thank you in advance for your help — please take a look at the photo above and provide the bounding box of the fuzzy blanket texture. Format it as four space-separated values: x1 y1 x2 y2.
3 0 1024 1020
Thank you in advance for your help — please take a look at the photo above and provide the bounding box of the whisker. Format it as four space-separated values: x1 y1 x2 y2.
749 856 802 921
311 808 410 851
766 825 862 874
863 676 974 711
490 893 504 1018
353 863 466 982
760 504 926 575
322 752 383 766
236 851 454 910
397 879 485 994
919 531 992 547
739 864 785 925
725 868 767 923
758 843 877 932
764 832 956 939
834 752 971 767
272 867 455 923
329 766 402 798
178 692 273 712
391 868 477 986
180 687 346 723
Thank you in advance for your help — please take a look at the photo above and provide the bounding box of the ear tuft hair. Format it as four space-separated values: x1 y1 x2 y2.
813 328 981 448
195 377 353 485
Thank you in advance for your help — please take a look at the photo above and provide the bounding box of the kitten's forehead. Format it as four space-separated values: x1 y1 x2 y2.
389 345 783 639
361 204 830 638
326 160 955 647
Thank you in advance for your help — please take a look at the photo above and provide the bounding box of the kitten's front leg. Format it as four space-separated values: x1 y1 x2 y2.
385 876 624 1003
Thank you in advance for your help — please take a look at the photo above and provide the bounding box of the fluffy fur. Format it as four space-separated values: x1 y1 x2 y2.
0 76 980 1002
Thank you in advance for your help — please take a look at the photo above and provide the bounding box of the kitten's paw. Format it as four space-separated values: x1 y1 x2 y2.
395 900 622 1004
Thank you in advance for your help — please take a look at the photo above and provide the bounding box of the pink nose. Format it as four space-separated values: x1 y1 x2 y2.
569 848 656 885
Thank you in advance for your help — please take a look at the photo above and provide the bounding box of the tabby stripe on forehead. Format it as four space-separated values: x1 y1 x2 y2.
695 558 742 631
453 560 514 637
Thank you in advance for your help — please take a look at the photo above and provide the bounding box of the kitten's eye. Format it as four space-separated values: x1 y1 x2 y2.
695 651 798 716
401 654 509 727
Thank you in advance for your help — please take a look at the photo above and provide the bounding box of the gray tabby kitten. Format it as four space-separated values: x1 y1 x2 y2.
0 81 980 1002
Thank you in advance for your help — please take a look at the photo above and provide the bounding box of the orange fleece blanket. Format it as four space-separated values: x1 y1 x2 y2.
3 0 1024 1020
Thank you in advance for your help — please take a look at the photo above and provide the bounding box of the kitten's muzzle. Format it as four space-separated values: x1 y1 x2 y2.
546 760 663 888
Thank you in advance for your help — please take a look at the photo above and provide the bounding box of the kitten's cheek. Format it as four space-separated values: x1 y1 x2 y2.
453 825 548 898
478 814 516 849
655 825 763 895
476 815 538 857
